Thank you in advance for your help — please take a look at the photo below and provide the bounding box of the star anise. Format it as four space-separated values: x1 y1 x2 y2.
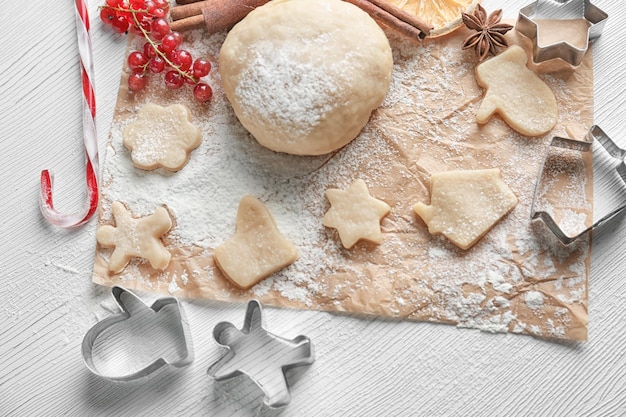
462 4 513 62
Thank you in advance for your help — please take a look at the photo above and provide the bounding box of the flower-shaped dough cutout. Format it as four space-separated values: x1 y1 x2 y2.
214 196 298 289
413 168 518 250
475 45 557 137
123 103 202 171
322 179 391 248
96 201 173 273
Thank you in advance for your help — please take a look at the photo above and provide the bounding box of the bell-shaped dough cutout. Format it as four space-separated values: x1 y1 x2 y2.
214 196 298 289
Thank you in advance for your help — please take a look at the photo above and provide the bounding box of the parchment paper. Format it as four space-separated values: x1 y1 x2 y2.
93 24 593 341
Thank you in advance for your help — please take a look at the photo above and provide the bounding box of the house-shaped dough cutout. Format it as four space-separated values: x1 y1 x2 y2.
214 195 298 289
413 169 518 250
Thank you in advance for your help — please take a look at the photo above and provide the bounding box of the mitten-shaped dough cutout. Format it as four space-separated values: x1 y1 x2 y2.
475 45 557 137
214 196 298 289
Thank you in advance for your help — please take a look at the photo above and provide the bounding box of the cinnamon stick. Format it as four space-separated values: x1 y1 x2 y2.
170 14 205 32
170 1 208 21
345 0 431 39
362 0 432 38
169 0 433 40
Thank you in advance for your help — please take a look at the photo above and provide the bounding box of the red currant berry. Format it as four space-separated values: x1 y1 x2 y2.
128 73 147 92
164 71 184 89
151 18 170 40
193 83 213 102
128 51 149 73
192 58 211 79
147 1 167 18
160 33 178 53
129 0 146 10
150 7 167 18
171 31 183 47
105 0 123 7
111 15 130 33
153 0 169 10
143 42 157 59
175 50 193 71
149 56 166 73
100 7 116 25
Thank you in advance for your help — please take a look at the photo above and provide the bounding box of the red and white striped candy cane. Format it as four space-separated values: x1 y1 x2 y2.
40 0 99 228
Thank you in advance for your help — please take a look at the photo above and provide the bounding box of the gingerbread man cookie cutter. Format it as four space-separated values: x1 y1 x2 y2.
516 0 608 68
207 300 314 408
82 286 194 381
531 125 626 244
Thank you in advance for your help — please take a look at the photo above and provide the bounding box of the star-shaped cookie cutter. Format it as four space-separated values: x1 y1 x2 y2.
207 300 314 408
516 0 608 67
531 125 626 244
82 286 194 381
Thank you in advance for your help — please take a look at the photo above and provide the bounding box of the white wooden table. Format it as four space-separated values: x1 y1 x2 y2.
1 0 624 415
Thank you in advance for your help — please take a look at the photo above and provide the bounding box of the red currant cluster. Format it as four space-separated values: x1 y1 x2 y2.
100 0 213 102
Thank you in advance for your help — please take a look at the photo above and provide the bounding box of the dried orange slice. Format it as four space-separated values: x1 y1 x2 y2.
386 0 481 37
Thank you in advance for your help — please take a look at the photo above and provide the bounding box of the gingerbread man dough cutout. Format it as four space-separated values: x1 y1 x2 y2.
475 45 557 137
123 103 202 171
96 201 172 273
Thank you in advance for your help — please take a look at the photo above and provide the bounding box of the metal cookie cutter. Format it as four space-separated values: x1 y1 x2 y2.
207 300 314 408
531 125 626 244
516 0 608 68
82 286 194 381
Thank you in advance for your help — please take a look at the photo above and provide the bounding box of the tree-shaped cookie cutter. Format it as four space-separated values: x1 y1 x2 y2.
82 286 194 381
516 0 608 67
207 300 315 408
531 125 626 244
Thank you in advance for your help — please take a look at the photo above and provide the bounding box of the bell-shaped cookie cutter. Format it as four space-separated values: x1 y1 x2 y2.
207 299 314 408
516 0 608 67
531 125 626 244
82 286 194 381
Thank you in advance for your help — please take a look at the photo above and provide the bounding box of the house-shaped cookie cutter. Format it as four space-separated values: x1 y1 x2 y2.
531 125 626 244
207 299 314 408
516 0 608 68
82 286 194 381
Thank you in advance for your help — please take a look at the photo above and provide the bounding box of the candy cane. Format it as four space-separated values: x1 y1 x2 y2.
40 0 99 227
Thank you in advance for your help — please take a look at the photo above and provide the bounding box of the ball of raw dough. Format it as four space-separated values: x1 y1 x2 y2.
219 0 393 155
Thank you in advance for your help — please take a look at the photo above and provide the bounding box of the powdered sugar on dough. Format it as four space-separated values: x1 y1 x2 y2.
235 42 343 139
94 27 592 341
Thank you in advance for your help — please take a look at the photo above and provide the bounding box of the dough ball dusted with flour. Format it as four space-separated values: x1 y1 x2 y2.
219 0 393 155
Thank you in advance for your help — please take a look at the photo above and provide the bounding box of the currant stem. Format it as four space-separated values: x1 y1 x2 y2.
130 10 197 84
102 4 197 84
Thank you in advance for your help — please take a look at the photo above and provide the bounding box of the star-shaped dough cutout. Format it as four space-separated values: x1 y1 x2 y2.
214 195 298 289
123 103 202 171
322 179 391 248
207 300 314 408
96 201 173 273
413 168 518 250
